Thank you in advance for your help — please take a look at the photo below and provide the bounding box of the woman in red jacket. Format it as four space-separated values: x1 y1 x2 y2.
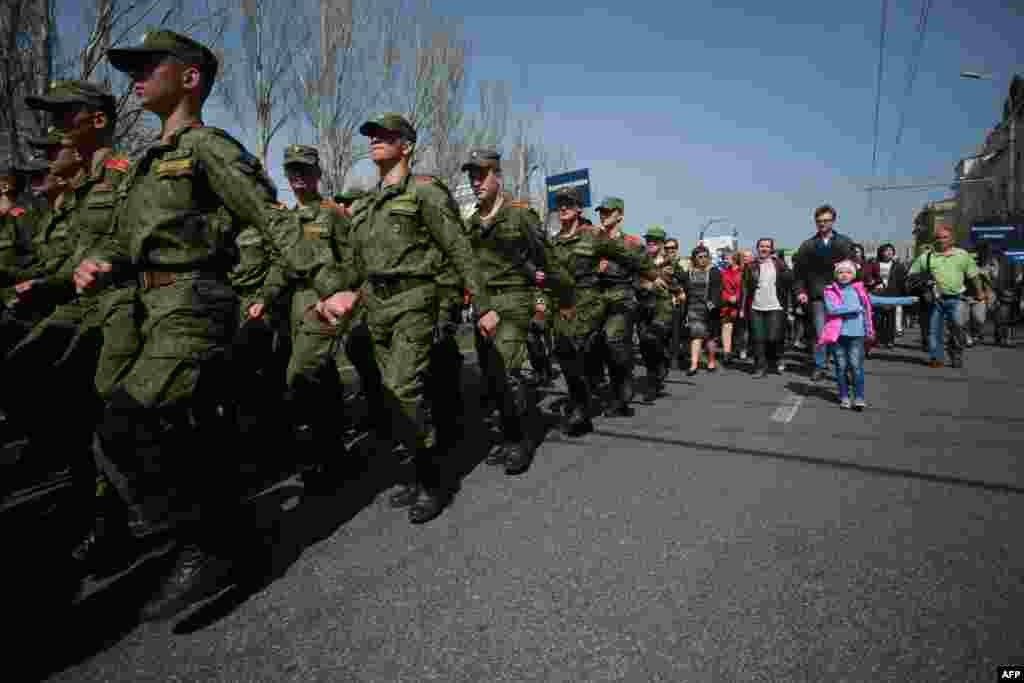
719 251 744 365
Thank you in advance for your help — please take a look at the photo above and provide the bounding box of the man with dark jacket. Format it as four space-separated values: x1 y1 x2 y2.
793 204 854 381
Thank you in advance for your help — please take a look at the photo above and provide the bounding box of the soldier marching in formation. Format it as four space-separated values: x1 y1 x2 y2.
1 28 697 623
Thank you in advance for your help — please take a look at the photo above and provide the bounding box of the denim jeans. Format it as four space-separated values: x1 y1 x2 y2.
928 297 964 362
811 300 836 371
833 336 865 401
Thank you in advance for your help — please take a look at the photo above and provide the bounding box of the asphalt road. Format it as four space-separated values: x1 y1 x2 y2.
12 333 1024 682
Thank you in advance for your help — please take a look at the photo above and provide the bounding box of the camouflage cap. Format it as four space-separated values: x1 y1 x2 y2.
335 189 371 205
645 225 667 241
358 112 417 143
596 197 625 212
107 28 218 82
24 79 116 114
553 186 582 207
461 146 501 172
283 144 319 169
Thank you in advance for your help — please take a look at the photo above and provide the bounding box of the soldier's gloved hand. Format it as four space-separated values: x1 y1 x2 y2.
316 290 359 326
247 302 265 320
478 310 500 337
73 259 112 293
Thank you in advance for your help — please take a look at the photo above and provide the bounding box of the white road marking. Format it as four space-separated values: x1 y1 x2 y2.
771 393 804 423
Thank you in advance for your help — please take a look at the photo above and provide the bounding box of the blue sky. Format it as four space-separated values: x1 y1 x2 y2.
55 0 1023 249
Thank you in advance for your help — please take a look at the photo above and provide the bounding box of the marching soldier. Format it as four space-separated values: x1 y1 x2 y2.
636 225 678 402
73 29 343 620
592 196 654 417
461 146 573 474
0 160 38 287
315 113 494 524
277 144 355 487
549 187 651 434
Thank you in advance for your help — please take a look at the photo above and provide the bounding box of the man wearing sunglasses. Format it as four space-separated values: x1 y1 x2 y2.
792 204 854 381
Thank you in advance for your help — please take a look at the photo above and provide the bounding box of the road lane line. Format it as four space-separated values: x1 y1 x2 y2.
771 393 804 423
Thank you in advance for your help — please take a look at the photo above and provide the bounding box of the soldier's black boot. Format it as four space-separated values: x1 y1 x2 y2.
501 382 537 476
603 357 635 417
408 447 452 524
71 480 138 579
139 540 235 622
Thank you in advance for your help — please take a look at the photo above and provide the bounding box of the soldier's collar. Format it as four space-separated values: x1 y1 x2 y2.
158 120 205 149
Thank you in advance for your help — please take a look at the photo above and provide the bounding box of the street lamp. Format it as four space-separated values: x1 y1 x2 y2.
961 70 1023 218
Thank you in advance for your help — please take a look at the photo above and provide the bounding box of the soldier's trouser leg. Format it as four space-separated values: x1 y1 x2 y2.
603 295 636 417
287 309 347 451
429 308 464 451
526 317 554 385
346 320 382 409
639 320 669 398
553 333 593 436
474 295 534 472
366 286 449 523
93 278 240 542
5 298 107 516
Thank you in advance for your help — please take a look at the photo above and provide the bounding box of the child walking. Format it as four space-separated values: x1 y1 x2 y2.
818 260 875 410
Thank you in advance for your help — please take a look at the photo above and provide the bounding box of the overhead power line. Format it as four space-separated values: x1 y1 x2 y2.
891 0 934 160
870 0 890 179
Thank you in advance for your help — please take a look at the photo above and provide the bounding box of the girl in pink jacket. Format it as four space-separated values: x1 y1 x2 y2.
817 260 875 410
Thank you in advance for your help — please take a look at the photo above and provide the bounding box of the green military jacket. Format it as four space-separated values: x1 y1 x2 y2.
90 123 331 296
0 204 36 287
341 172 491 314
465 195 573 306
16 195 78 284
551 224 653 293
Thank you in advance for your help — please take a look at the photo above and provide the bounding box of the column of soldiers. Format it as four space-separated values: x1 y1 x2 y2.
2 28 679 623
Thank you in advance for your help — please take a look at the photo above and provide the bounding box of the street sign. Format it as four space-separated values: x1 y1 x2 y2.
546 168 591 210
970 224 1019 242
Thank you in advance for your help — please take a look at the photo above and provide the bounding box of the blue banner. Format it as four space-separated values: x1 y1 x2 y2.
970 225 1019 242
546 169 591 210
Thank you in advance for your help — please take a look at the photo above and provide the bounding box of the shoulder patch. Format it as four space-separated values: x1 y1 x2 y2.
104 157 130 173
508 200 531 209
9 207 26 217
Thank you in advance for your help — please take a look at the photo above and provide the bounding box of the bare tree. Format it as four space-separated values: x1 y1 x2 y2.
0 0 54 163
296 0 401 195
505 107 547 201
38 0 232 157
218 0 309 167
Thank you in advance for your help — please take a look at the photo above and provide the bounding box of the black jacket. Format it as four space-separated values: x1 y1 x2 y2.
792 231 854 301
680 267 722 310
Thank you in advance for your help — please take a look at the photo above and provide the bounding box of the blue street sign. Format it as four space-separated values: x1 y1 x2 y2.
1005 250 1024 263
970 225 1018 242
546 168 591 210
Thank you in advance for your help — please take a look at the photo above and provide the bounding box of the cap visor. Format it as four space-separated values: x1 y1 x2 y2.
107 46 167 73
23 94 86 111
358 121 385 137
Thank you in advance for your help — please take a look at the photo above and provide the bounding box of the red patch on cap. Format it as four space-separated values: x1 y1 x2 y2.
104 157 130 173
9 207 26 217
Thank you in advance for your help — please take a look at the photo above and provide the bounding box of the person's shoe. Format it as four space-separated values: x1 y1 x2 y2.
686 367 698 377
389 483 420 508
503 440 535 476
603 398 635 418
926 360 944 369
564 407 594 437
706 365 718 373
951 356 963 369
738 350 748 360
811 368 829 382
753 367 768 379
896 329 904 337
408 487 450 524
839 397 852 410
139 544 234 622
853 398 867 412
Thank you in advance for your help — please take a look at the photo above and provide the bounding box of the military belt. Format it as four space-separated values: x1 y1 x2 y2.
368 275 434 301
139 270 221 290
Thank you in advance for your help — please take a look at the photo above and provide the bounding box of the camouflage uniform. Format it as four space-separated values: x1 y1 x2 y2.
342 113 491 522
461 147 573 474
88 31 339 565
0 161 41 356
549 189 653 431
635 226 678 400
278 145 355 464
5 83 132 557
